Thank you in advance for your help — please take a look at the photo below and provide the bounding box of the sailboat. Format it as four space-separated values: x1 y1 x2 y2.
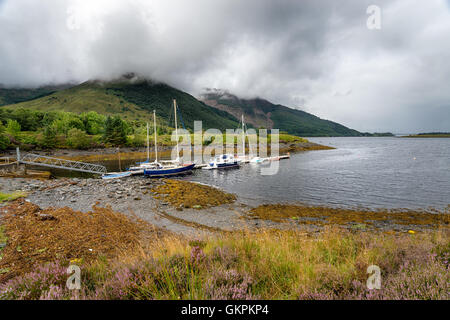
143 100 195 177
234 114 267 164
128 122 155 175
236 114 252 164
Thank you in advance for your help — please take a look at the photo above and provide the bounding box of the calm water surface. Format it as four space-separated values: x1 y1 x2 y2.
177 137 450 210
45 137 449 210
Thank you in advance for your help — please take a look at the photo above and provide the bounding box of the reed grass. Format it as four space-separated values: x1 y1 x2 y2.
1 224 448 300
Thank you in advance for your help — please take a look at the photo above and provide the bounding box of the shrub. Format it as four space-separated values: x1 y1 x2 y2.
204 269 257 300
0 123 10 150
66 128 91 150
0 262 72 300
5 119 21 137
36 126 58 149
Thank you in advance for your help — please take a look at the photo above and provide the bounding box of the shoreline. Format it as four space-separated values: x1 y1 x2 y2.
2 198 448 300
1 177 448 300
1 176 447 237
0 140 333 162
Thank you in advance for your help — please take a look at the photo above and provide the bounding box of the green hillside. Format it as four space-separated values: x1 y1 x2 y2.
0 85 71 106
1 79 239 131
2 77 364 136
201 90 362 136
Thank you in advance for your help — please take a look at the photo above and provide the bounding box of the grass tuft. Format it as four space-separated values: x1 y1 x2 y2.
0 192 26 203
0 201 448 300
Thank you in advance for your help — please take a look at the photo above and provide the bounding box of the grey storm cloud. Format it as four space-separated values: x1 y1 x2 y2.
0 0 449 133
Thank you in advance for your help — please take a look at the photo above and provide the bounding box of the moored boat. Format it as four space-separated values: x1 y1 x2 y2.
102 171 133 180
203 154 240 170
144 162 195 177
143 100 194 178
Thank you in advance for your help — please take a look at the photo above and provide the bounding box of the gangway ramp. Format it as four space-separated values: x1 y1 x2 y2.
17 149 107 175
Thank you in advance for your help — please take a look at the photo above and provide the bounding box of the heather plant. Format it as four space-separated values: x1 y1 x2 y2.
0 261 72 300
210 246 239 269
91 267 135 300
204 268 257 300
0 229 448 300
339 254 448 300
190 246 206 267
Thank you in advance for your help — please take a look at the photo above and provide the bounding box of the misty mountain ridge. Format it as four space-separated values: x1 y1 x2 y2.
200 88 362 137
1 74 364 136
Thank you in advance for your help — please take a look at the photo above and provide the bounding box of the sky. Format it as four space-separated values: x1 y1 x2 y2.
0 0 449 133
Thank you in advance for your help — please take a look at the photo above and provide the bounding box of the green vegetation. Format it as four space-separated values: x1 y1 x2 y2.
360 132 394 137
0 108 169 150
403 132 450 138
0 192 26 203
0 200 448 300
1 82 151 121
106 80 239 130
0 107 308 151
0 123 9 150
0 226 6 244
1 79 239 131
0 86 68 107
1 77 377 139
104 116 128 146
202 93 365 137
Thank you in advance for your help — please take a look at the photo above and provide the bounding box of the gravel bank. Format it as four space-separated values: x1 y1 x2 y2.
1 175 443 236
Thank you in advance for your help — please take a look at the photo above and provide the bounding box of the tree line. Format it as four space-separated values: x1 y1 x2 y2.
0 108 169 151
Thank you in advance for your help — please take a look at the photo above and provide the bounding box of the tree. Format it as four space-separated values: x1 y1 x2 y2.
6 119 21 137
81 111 105 135
103 116 128 146
0 123 10 150
40 126 58 149
9 108 40 131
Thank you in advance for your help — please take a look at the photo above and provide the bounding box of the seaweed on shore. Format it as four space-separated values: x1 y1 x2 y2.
248 204 450 231
0 200 164 281
152 179 236 209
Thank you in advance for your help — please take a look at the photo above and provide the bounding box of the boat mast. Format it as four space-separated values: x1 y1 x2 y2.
146 122 150 162
173 99 179 161
153 110 158 163
242 114 245 158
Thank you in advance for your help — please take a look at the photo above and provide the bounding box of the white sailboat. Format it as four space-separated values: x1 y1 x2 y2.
128 122 154 175
236 114 252 164
143 100 195 177
235 114 268 164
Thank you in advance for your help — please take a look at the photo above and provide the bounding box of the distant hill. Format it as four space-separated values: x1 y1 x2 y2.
402 132 450 138
0 84 72 106
2 75 365 136
200 89 362 136
1 76 239 131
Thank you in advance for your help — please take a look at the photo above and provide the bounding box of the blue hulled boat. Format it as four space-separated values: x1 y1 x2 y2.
144 162 195 177
143 101 194 177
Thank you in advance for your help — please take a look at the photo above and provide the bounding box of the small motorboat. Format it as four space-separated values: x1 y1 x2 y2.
249 156 268 164
203 154 240 170
102 171 132 180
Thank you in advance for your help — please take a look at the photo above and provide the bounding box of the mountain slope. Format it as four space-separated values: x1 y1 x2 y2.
200 89 362 136
1 78 239 130
1 77 362 136
0 85 72 106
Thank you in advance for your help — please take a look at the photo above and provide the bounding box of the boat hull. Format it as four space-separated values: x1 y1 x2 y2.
203 161 240 170
143 163 195 177
102 172 133 180
216 162 239 168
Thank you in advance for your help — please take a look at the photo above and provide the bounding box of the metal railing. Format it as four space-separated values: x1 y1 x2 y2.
0 157 13 165
17 150 107 174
